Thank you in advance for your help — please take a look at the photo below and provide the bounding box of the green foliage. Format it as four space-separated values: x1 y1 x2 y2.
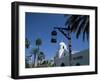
25 38 30 48
38 51 45 61
41 59 54 67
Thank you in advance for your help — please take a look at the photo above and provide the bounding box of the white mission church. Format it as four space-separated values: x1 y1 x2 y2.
54 42 89 66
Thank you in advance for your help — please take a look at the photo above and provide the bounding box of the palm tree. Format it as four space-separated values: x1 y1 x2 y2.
36 38 42 50
25 38 30 48
31 48 38 67
65 15 89 41
31 38 43 67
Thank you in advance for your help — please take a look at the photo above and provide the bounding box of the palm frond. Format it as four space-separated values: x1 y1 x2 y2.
64 15 89 42
82 16 89 41
36 38 42 46
76 16 87 39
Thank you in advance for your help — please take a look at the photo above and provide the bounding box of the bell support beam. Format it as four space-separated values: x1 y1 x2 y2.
54 27 70 39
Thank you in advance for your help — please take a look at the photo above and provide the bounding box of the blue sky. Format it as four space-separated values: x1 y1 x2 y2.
25 12 89 59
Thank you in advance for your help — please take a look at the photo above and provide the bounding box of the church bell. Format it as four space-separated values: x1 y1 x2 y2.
51 30 57 43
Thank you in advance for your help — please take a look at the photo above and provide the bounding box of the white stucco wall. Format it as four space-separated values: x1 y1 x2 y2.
54 49 89 66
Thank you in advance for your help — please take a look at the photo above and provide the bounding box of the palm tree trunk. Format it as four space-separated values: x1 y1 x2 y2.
34 55 37 67
34 54 37 67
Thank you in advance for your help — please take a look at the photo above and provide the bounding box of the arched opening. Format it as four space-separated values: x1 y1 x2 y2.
61 63 65 66
76 63 80 66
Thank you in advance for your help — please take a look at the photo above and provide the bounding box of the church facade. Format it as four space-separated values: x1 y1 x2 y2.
54 42 89 66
